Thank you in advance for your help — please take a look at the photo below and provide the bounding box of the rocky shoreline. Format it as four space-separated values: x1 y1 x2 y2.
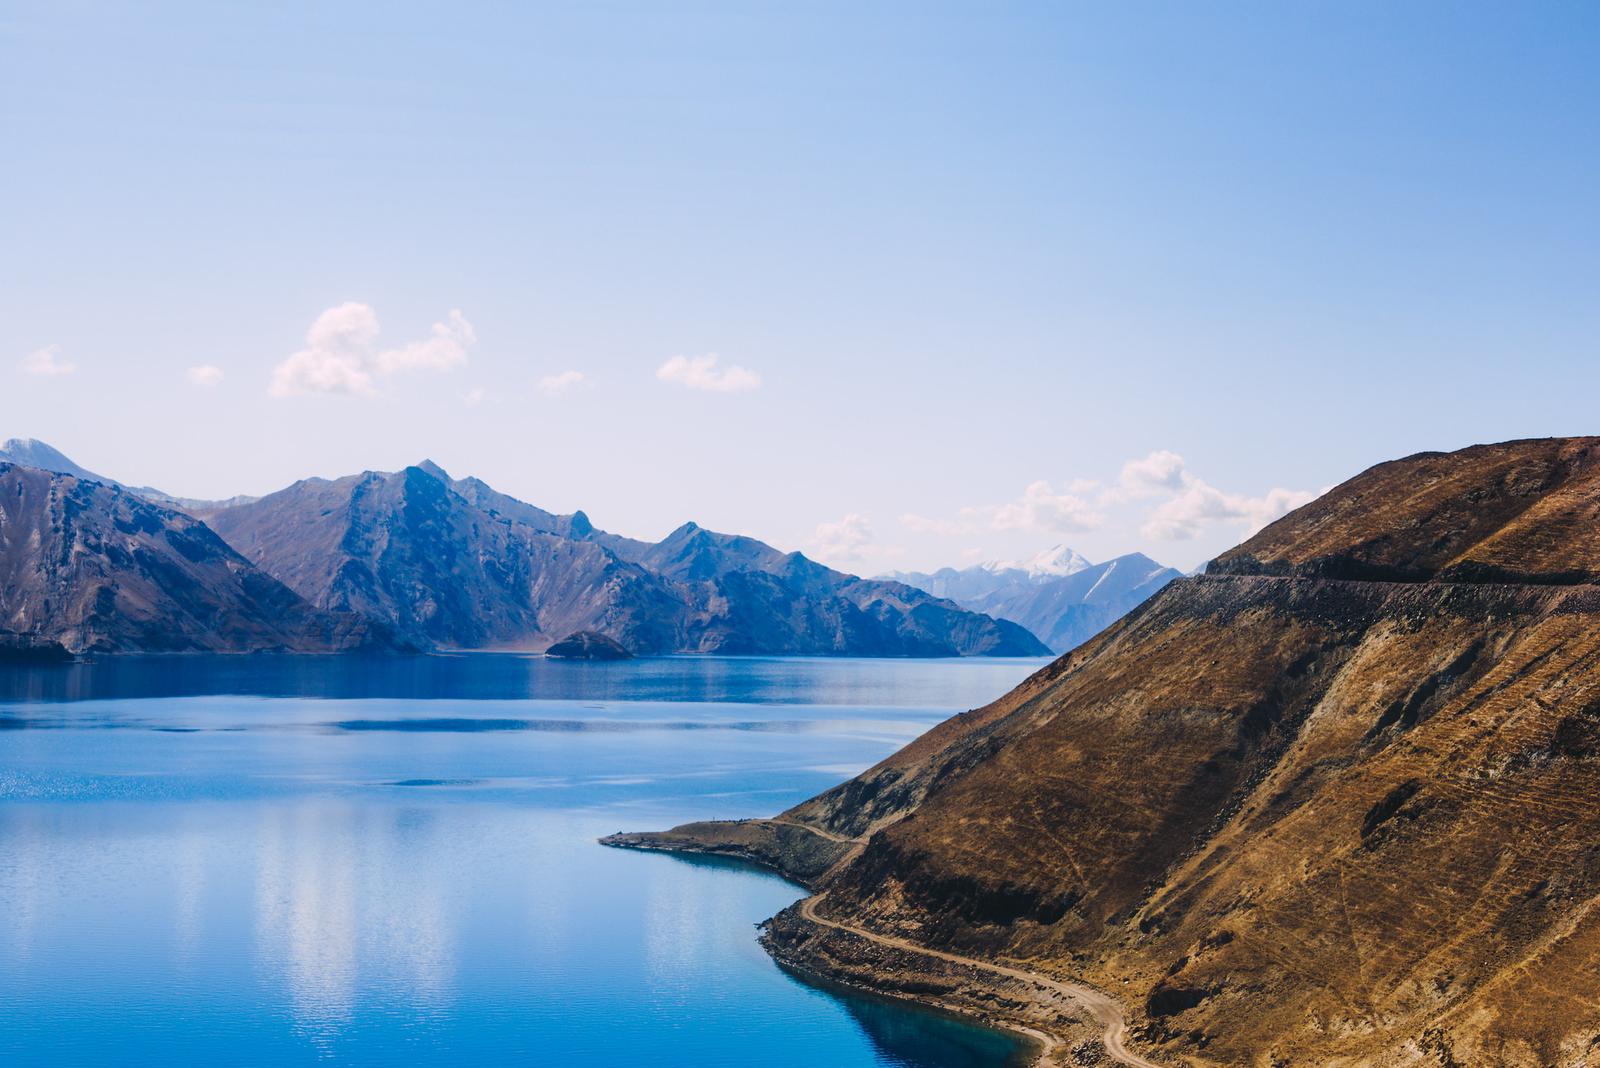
601 825 1134 1067
761 900 1107 1066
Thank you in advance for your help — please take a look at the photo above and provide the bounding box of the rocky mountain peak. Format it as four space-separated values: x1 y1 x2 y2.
996 543 1093 578
0 438 104 482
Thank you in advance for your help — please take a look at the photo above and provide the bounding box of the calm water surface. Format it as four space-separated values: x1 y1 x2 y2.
0 655 1045 1067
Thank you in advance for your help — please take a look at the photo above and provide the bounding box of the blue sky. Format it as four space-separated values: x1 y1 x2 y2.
3 2 1597 572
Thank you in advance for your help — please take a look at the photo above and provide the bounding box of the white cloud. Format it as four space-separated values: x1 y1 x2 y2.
272 302 378 396
1090 448 1317 542
901 482 1104 540
538 370 586 396
1113 450 1187 499
899 511 978 537
809 513 874 563
656 353 761 393
893 449 1317 558
992 480 1105 533
22 345 74 377
1141 479 1317 541
463 386 487 407
269 303 475 397
372 309 475 374
187 365 224 387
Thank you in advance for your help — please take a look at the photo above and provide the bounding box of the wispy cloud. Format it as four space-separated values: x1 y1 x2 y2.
372 309 475 375
899 511 979 537
992 480 1105 533
901 481 1103 540
1118 449 1316 541
1107 450 1185 501
809 513 874 564
894 449 1317 555
538 370 586 396
269 303 475 397
21 345 74 377
656 354 760 393
187 365 224 387
1142 481 1316 541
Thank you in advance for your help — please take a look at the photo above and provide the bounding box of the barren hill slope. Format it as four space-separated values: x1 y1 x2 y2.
609 437 1600 1067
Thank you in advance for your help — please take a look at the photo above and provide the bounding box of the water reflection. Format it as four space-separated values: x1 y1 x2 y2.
0 655 1040 1067
0 810 44 966
253 804 457 1045
0 653 1047 709
650 853 1028 1068
372 808 455 1011
172 821 207 966
255 805 361 1044
836 989 1034 1068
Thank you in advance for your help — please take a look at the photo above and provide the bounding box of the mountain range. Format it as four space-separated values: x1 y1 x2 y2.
0 461 384 654
0 440 1046 658
883 547 1183 652
609 437 1600 1066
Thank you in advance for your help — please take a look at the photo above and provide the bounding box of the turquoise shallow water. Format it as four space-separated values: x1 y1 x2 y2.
0 655 1045 1068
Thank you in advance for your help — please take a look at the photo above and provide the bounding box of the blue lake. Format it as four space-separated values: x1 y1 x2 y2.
0 655 1045 1067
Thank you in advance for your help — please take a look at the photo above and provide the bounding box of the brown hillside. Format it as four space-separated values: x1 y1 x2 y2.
610 437 1600 1067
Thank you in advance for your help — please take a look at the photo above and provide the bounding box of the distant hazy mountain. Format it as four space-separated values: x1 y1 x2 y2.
0 437 257 511
0 438 106 482
0 461 388 654
884 546 1182 652
193 460 1047 657
883 544 1093 603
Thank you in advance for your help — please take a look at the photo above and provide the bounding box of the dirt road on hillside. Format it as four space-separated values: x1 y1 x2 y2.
798 893 1160 1068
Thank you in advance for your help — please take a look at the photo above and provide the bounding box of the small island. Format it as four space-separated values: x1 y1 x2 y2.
544 631 633 661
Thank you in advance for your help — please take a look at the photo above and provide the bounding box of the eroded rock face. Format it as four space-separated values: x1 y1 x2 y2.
0 463 384 653
618 437 1600 1067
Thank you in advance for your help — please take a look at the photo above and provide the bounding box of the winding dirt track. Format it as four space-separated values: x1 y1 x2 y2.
766 817 857 843
798 893 1160 1068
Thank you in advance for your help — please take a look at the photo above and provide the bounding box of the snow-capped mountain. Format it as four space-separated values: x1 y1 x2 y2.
988 544 1093 578
883 547 1183 653
883 544 1093 602
0 438 257 511
0 438 103 481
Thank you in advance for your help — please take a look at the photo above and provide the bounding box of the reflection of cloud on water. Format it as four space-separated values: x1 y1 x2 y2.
520 816 575 961
253 803 457 1049
365 807 454 1011
0 811 44 966
255 805 358 1048
172 817 207 966
642 859 756 998
805 719 934 746
807 763 871 777
327 717 813 734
